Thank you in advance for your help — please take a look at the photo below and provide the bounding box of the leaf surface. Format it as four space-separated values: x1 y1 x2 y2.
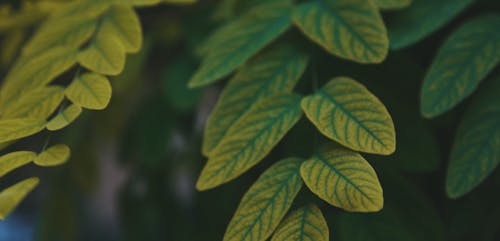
300 145 383 212
420 15 500 118
46 104 82 131
34 144 71 166
65 73 112 110
99 6 142 53
301 77 395 155
292 0 388 63
0 151 36 177
196 93 303 190
271 204 329 241
223 158 303 241
202 45 308 156
374 0 412 10
77 29 126 76
0 177 39 220
2 86 64 120
0 119 46 143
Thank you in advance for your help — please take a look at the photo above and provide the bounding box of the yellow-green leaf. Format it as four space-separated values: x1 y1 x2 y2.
301 77 395 155
387 0 474 49
0 177 39 220
2 86 65 120
99 6 142 53
374 0 412 10
223 158 303 241
446 77 500 198
112 0 161 6
188 3 292 88
272 204 329 241
34 144 70 166
300 145 383 212
77 29 126 76
0 47 77 108
65 73 112 110
0 151 36 177
196 93 303 190
292 0 388 63
202 45 308 156
46 104 82 131
0 119 46 143
420 15 500 118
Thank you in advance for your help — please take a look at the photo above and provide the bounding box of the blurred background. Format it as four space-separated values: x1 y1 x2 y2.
1 0 500 241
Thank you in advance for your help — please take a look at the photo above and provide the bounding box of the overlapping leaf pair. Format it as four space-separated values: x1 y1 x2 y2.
191 0 404 240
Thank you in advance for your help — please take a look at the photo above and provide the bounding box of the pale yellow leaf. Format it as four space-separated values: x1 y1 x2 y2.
46 104 82 131
34 144 70 166
0 151 36 177
0 119 46 143
0 177 39 220
2 86 64 120
65 73 112 110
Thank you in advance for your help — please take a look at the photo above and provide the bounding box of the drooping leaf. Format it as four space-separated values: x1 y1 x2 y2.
77 29 126 76
65 73 112 110
300 145 383 212
0 177 39 220
0 47 77 108
420 15 500 118
0 151 36 177
223 158 303 241
0 119 46 143
301 77 396 155
374 0 412 10
46 104 82 131
188 3 292 87
99 6 142 53
2 86 65 120
446 76 500 198
292 0 388 63
0 29 25 66
34 144 71 166
202 45 308 156
196 93 303 190
271 204 329 241
387 0 475 49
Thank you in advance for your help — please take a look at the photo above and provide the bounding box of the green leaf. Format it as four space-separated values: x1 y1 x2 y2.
300 145 383 212
77 29 126 76
271 204 329 241
292 0 388 63
0 119 46 143
46 104 82 131
0 151 36 177
188 3 292 88
0 177 39 220
223 158 303 241
374 0 412 10
0 47 77 108
301 77 395 155
196 93 303 190
65 73 112 110
34 144 71 166
2 86 65 120
387 0 474 49
446 76 500 198
202 45 308 156
99 6 142 53
420 15 500 118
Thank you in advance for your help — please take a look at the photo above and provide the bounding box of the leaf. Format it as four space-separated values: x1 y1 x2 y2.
34 144 71 166
374 0 412 10
77 29 126 76
65 73 112 110
0 119 46 143
420 15 500 118
387 0 474 50
188 3 292 88
300 145 383 212
46 104 82 131
292 0 388 64
0 47 78 108
0 151 36 177
301 77 395 155
2 86 65 120
202 45 308 156
446 76 500 198
223 158 303 241
0 177 39 220
113 0 161 6
99 6 142 53
271 204 329 241
196 93 303 190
